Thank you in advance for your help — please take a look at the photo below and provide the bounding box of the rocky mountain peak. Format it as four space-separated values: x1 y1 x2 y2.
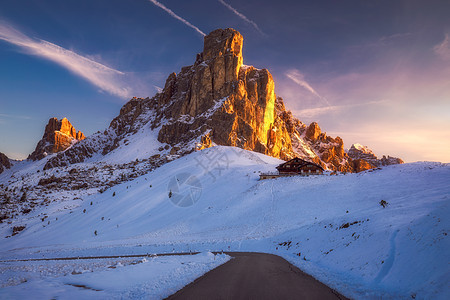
203 28 243 63
348 143 403 169
349 143 374 155
29 117 85 161
43 28 403 173
305 122 321 142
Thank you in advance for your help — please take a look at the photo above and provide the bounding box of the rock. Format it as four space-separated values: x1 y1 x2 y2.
153 28 293 160
29 117 85 160
353 159 376 173
380 155 404 166
305 122 321 141
348 144 403 168
170 146 181 155
0 152 11 174
42 28 402 173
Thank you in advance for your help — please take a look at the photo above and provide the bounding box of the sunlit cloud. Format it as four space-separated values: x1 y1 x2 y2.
0 21 132 99
147 0 205 36
292 99 388 119
285 69 330 106
434 33 450 61
218 0 265 36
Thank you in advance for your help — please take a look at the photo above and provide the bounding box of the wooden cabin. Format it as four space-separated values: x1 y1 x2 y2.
259 158 324 180
276 158 324 175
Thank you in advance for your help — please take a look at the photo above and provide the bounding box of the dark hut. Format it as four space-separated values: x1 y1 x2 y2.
259 157 324 180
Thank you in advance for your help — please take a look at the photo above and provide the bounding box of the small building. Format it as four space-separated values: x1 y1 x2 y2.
276 158 324 175
259 158 324 180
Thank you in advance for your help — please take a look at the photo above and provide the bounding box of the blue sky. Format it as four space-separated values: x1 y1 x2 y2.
0 0 449 162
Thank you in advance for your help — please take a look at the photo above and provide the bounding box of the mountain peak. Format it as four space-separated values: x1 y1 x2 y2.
203 28 243 64
348 143 403 168
28 117 85 160
43 28 402 173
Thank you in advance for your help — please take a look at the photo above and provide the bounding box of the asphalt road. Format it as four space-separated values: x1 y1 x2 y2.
166 252 348 300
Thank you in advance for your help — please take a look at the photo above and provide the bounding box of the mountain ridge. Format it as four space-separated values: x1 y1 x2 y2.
40 28 402 173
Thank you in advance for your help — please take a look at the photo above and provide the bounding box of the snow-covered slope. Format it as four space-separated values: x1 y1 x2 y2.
1 146 449 299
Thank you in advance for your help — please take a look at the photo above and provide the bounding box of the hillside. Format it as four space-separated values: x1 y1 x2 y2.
1 146 448 299
0 28 404 229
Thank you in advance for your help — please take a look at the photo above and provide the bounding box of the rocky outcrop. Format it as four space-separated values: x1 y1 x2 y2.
348 144 378 165
44 28 402 173
29 117 85 161
154 28 293 159
352 159 376 173
0 152 11 174
380 155 404 166
348 144 403 171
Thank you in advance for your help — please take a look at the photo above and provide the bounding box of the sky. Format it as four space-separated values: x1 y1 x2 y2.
0 0 449 162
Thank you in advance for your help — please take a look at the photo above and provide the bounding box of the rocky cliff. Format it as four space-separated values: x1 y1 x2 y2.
348 144 404 169
0 152 11 174
43 28 402 172
29 117 85 161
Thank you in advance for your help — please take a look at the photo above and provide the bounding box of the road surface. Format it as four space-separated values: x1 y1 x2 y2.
166 252 348 300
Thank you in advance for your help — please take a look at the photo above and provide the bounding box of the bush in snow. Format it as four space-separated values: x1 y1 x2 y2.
379 200 388 208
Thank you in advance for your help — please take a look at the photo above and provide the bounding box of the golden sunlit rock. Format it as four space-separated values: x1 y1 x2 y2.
43 28 403 173
28 117 85 161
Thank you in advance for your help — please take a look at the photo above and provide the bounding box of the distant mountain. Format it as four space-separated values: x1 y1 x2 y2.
348 143 403 172
42 28 401 173
28 117 85 161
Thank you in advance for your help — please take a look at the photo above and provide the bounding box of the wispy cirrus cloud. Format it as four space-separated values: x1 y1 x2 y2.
285 69 330 106
147 0 205 36
292 99 389 119
434 33 450 61
0 113 31 120
218 0 265 36
0 21 132 99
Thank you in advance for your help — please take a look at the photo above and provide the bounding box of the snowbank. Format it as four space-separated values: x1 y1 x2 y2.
0 252 230 299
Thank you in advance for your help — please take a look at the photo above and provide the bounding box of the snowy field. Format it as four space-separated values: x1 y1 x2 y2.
0 252 230 299
1 146 449 299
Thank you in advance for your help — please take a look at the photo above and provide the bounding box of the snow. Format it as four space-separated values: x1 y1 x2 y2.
1 146 449 299
96 123 162 164
291 132 317 159
0 252 230 299
351 143 374 154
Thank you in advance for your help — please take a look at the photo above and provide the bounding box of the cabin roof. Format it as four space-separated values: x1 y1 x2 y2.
276 157 324 171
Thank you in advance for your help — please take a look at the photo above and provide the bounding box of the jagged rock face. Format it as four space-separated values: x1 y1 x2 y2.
348 144 378 165
0 152 11 174
154 28 293 159
274 108 353 172
380 155 404 166
348 143 404 170
43 28 402 172
29 117 85 161
305 122 321 142
353 159 376 173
